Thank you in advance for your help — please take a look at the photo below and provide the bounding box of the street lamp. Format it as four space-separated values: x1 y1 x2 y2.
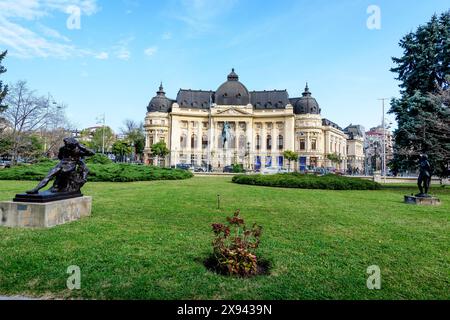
96 113 106 154
246 142 251 170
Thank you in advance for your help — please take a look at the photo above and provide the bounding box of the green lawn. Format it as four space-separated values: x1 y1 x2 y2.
0 177 448 300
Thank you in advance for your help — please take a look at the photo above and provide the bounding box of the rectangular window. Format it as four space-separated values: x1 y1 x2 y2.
311 139 317 151
266 156 272 168
300 139 306 150
255 156 262 171
278 156 283 167
299 157 307 172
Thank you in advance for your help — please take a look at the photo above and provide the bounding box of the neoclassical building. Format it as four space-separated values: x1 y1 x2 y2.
144 69 363 171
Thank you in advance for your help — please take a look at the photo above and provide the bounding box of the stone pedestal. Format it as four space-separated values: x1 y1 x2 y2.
0 196 92 228
404 195 441 206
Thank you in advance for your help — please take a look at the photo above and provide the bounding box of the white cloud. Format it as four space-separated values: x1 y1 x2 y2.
0 0 100 59
95 52 109 60
117 49 131 60
172 0 238 34
37 23 71 42
114 36 134 61
144 46 158 57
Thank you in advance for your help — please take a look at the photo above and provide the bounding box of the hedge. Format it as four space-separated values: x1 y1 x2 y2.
0 162 193 182
232 173 381 190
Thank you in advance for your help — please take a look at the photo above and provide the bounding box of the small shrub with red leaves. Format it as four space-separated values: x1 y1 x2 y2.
211 210 263 276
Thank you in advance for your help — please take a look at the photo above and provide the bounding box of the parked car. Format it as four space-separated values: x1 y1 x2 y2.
0 160 11 169
176 163 191 171
261 167 286 175
223 165 234 173
193 165 207 173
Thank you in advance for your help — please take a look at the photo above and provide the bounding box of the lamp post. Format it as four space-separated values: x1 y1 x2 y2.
96 113 106 154
378 98 394 183
246 142 251 170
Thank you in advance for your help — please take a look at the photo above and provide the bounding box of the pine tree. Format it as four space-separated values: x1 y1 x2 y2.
0 50 8 112
389 11 450 177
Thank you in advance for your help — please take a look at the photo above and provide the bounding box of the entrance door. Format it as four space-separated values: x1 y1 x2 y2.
299 157 307 172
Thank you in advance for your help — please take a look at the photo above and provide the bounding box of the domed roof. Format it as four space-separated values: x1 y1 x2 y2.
215 69 250 106
147 83 172 113
294 83 321 115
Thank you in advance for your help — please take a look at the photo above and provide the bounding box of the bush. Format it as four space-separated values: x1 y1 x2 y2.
232 164 245 173
210 209 263 277
0 162 193 182
232 173 381 190
86 154 113 165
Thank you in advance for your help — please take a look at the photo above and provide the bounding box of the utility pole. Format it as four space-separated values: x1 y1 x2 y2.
207 93 213 173
102 114 106 155
378 98 389 184
96 113 106 154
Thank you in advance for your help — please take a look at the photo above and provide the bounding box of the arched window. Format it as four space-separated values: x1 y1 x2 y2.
256 135 261 150
278 135 284 150
202 135 208 149
267 135 272 150
311 139 317 151
180 134 187 149
230 135 236 149
239 135 246 150
191 134 197 149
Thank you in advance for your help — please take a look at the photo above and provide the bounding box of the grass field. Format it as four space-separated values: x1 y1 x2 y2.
0 177 448 300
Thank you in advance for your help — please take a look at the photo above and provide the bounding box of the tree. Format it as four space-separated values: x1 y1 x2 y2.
112 140 132 162
3 81 56 164
327 153 342 167
0 50 7 113
150 141 169 167
80 126 116 153
121 119 145 158
389 11 450 177
39 103 72 158
283 150 298 172
0 135 12 158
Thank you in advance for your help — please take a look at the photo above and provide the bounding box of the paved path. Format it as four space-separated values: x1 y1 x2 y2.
0 295 38 300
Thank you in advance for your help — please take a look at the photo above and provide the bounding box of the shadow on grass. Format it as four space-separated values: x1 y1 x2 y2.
197 254 272 278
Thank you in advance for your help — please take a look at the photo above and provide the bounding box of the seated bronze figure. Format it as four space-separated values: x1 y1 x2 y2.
14 138 95 203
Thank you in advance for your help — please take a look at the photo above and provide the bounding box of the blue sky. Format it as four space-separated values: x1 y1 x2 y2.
1 0 449 132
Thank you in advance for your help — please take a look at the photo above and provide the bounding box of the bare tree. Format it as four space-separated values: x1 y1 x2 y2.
3 81 61 164
40 103 73 158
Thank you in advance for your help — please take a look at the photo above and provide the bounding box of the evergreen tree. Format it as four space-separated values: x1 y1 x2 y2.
0 50 8 113
389 11 450 177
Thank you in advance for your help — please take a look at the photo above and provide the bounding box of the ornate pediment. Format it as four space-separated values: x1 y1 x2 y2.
215 107 251 116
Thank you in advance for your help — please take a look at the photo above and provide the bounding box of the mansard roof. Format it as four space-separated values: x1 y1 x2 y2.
250 90 289 109
322 118 343 131
176 90 213 109
146 70 324 115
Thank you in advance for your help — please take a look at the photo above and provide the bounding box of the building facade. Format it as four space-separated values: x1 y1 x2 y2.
365 125 394 174
144 70 363 171
344 124 365 173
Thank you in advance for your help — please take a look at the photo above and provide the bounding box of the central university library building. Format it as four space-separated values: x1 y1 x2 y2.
144 69 365 172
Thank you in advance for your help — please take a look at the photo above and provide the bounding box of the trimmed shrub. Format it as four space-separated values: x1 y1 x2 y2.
86 154 113 165
0 162 193 182
232 164 245 173
232 173 381 190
